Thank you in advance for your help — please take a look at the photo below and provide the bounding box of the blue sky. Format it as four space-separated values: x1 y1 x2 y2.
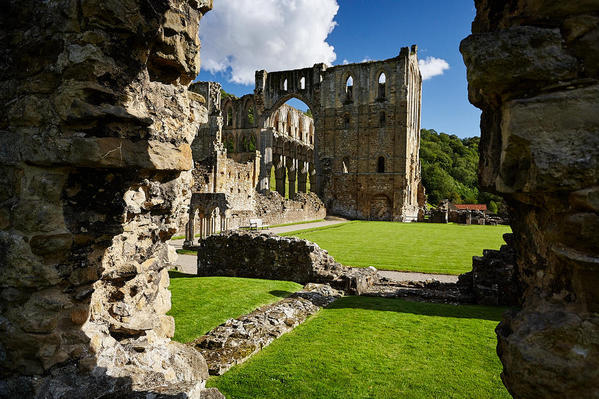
197 1 480 138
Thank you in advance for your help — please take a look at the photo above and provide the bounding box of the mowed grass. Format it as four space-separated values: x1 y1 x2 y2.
167 272 303 343
281 221 511 275
208 296 510 399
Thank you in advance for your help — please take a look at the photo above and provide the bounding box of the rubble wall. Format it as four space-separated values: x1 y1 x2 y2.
0 0 217 397
197 231 378 294
461 1 599 397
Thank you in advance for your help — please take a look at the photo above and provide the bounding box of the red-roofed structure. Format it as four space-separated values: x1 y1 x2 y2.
454 204 487 211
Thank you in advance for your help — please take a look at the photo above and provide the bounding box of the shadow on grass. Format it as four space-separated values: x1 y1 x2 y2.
327 296 507 322
168 271 197 279
269 290 295 298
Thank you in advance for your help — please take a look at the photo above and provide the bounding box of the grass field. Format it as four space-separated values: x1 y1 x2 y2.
280 221 511 275
208 296 510 399
167 272 302 342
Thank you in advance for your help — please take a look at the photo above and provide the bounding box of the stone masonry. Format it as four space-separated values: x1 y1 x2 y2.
254 49 425 221
0 1 222 398
197 231 378 295
461 1 599 397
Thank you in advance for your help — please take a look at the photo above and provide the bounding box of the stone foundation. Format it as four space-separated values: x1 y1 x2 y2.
190 283 342 375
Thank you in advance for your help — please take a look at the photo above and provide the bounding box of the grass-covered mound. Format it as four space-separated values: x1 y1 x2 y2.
209 296 510 399
280 221 511 275
167 272 303 343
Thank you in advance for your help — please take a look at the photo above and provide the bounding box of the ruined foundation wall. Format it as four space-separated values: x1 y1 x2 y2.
0 1 217 397
461 1 599 397
197 231 377 294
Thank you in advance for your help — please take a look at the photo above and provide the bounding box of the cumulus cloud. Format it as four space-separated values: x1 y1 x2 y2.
418 56 450 80
199 0 339 85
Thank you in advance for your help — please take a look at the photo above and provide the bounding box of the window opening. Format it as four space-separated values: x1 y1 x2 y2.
378 72 386 99
377 156 385 173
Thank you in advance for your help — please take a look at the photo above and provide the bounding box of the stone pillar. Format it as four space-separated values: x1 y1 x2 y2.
461 2 599 398
274 154 286 197
309 162 317 193
184 210 195 247
0 0 218 397
287 157 297 198
298 161 309 193
259 129 273 191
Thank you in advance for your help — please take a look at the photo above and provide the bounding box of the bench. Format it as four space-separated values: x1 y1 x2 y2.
248 218 269 230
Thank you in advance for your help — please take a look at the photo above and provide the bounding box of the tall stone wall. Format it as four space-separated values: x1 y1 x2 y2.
0 0 219 397
254 49 424 222
461 1 599 397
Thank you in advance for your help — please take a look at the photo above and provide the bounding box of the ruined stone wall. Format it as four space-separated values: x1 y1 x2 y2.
190 81 222 162
0 0 219 397
197 231 378 294
461 1 599 397
254 50 423 221
254 191 326 226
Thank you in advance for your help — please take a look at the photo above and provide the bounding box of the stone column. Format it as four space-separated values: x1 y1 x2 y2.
298 161 309 193
274 154 286 197
309 162 317 193
184 210 195 247
461 2 599 398
258 129 273 191
286 157 297 198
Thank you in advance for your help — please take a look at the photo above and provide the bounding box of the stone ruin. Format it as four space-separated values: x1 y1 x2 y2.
461 0 599 397
0 0 223 397
1 0 598 398
197 231 378 295
190 53 426 224
181 81 325 244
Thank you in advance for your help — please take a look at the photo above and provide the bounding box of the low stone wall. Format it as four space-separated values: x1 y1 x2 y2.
197 231 377 294
457 233 521 306
254 191 326 226
190 283 342 375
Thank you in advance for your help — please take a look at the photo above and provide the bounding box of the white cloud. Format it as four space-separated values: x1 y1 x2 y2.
342 59 349 65
418 56 450 80
199 0 339 85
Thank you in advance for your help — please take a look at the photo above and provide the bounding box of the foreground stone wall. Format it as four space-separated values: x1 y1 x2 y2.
0 0 218 397
197 231 378 294
461 1 599 397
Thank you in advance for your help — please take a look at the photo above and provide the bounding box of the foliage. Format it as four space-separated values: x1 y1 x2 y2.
303 108 313 118
281 221 511 275
420 129 502 206
168 273 302 343
220 88 238 100
209 296 511 399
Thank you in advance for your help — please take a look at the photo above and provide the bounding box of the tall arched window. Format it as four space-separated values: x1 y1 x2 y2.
342 157 350 173
379 111 386 127
283 78 288 91
246 105 254 127
377 156 385 173
226 107 233 127
378 72 386 99
300 76 305 90
345 76 353 101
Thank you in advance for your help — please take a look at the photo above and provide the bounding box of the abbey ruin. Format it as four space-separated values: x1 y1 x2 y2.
184 50 425 243
1 0 598 398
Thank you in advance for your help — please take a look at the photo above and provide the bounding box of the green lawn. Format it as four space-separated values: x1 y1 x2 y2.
280 221 511 275
167 272 303 343
208 296 510 399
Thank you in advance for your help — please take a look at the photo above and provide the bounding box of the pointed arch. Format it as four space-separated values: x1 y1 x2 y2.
378 71 386 99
